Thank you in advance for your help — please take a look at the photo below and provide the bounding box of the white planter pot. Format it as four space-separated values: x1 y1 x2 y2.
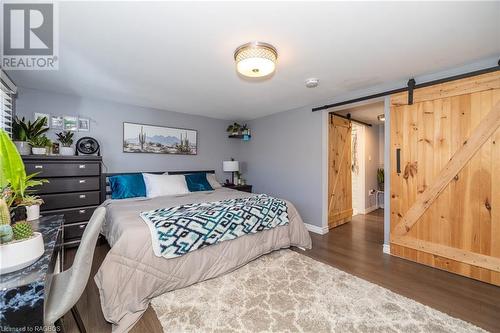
60 146 75 156
0 232 44 274
32 147 47 155
13 141 31 155
26 205 40 221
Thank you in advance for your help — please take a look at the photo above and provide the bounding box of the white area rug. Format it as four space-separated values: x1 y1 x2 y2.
151 250 486 333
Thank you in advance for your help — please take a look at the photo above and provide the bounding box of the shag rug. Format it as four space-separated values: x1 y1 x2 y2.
151 250 486 333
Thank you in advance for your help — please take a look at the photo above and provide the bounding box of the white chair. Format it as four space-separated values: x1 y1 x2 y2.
44 207 106 332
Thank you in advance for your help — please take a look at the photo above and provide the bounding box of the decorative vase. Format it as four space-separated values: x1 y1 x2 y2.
32 147 47 155
13 141 31 155
60 146 75 156
25 205 40 221
0 232 44 274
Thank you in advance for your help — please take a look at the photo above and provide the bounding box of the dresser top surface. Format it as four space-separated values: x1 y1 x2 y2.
22 155 102 161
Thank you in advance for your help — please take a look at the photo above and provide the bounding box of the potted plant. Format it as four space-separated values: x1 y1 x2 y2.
377 168 384 191
19 195 44 221
56 130 75 155
226 123 242 136
12 116 49 155
0 129 46 274
29 135 52 155
241 124 250 136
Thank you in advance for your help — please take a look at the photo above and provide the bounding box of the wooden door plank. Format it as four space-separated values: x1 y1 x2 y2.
391 71 500 106
392 236 500 272
393 101 500 236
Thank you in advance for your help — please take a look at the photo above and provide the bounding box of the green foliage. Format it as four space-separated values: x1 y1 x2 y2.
0 198 11 225
19 195 44 206
377 168 384 184
12 221 33 240
56 131 74 146
12 116 49 141
226 122 242 133
0 224 13 243
28 135 52 148
0 129 48 206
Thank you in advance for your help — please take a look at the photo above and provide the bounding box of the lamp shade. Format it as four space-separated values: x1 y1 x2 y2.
223 160 239 172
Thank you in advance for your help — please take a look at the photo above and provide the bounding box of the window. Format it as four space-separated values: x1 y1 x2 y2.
0 71 16 137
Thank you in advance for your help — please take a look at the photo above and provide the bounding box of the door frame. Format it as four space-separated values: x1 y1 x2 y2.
321 97 390 252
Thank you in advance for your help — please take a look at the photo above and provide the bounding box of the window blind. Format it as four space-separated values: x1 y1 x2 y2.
0 72 15 136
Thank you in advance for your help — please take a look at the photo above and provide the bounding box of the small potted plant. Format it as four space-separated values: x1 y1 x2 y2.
241 124 249 136
19 195 44 221
12 116 49 155
56 130 75 156
377 168 384 191
29 135 52 155
0 129 46 274
226 123 242 136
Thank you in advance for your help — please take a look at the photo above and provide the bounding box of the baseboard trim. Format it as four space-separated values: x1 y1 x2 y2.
362 205 378 214
304 223 329 235
383 243 391 254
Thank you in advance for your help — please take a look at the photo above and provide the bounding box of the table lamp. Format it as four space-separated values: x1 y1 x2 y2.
223 160 239 185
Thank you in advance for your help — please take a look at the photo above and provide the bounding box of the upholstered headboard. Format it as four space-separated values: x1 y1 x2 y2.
100 170 215 201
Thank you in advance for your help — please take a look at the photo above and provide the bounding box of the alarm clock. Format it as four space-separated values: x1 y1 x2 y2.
76 137 100 156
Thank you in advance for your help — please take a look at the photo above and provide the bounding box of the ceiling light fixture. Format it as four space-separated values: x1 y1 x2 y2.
234 42 278 78
377 114 385 122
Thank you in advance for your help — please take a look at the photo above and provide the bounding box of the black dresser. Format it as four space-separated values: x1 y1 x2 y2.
22 155 103 248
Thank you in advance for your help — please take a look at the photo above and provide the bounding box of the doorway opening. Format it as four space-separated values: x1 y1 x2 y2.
328 101 385 230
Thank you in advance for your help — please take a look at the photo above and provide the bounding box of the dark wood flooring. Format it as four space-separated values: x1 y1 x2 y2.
63 209 500 332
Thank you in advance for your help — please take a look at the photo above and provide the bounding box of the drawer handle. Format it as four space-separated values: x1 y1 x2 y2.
79 210 86 214
79 195 86 199
79 179 86 183
79 225 86 229
35 165 43 169
79 164 86 169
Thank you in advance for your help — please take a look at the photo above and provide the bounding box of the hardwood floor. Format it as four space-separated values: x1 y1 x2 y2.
63 209 500 332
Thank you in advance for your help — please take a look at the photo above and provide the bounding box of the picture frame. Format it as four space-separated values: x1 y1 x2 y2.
123 122 197 155
51 116 64 130
63 116 78 131
34 113 50 128
78 117 90 132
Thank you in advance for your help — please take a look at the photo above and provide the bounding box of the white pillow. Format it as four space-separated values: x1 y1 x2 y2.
142 173 189 198
207 173 222 189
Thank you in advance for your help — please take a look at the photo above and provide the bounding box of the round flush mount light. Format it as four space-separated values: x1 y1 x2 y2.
234 42 278 78
305 78 319 88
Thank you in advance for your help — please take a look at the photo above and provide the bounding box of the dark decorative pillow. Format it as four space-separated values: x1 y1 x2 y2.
184 173 214 192
109 174 146 199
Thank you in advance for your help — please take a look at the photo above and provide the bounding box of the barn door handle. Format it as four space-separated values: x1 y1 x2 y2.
396 149 401 174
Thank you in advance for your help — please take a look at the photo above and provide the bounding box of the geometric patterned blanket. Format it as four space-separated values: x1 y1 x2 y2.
140 194 289 258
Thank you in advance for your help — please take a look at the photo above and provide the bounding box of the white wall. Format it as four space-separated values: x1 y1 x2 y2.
15 88 240 181
364 124 379 210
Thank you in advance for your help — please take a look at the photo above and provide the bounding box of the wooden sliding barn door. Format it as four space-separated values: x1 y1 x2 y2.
328 115 353 228
390 71 500 286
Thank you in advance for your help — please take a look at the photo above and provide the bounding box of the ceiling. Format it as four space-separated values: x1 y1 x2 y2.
7 1 500 120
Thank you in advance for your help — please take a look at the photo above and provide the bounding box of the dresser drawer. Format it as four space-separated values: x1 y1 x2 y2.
42 206 97 224
40 191 100 211
64 222 87 241
25 162 100 177
34 177 100 194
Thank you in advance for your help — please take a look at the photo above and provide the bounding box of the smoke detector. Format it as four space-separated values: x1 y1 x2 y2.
305 78 319 88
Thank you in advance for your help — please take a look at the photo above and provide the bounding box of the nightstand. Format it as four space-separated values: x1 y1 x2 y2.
223 184 253 193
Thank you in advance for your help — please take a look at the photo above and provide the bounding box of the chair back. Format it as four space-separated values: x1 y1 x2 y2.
46 207 106 324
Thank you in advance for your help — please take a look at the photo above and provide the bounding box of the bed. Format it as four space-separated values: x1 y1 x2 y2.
94 170 312 333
